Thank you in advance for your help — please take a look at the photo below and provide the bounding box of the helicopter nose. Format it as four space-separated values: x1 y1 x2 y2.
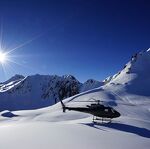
115 111 121 118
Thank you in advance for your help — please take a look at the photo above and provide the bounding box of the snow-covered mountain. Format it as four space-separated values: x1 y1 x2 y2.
1 49 150 112
0 74 103 111
1 74 25 85
0 74 25 91
80 79 103 92
104 49 150 97
0 49 149 149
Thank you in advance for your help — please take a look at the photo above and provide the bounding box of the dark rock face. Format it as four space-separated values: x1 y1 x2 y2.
41 75 80 103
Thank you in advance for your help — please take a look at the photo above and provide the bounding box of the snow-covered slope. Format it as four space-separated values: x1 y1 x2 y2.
104 49 150 96
0 49 149 149
2 74 25 84
0 84 149 149
0 74 25 91
0 74 102 111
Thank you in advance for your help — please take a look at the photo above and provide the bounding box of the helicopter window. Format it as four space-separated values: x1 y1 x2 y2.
104 109 109 112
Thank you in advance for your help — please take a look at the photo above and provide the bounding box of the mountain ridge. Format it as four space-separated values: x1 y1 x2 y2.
0 74 103 111
0 48 150 111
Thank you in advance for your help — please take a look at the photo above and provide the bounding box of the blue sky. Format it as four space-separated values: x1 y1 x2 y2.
0 0 150 82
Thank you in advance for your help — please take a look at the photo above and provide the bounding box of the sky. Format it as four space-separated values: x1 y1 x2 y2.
0 0 150 82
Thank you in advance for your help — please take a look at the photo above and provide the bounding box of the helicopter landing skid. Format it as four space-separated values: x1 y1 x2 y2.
92 116 112 124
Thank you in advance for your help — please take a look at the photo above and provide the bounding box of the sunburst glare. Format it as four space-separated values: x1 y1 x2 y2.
0 21 43 79
0 51 7 63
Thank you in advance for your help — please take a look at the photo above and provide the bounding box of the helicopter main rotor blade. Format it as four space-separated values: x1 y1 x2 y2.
71 100 136 106
69 95 150 106
72 101 105 103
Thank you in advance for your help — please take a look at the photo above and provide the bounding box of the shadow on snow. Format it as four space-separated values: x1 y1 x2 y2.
81 122 150 138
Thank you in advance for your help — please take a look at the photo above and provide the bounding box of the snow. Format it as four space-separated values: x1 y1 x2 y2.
0 84 149 149
0 49 150 149
0 121 149 149
80 79 104 92
0 74 102 111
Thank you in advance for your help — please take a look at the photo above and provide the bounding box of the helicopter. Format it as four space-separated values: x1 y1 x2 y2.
60 98 121 123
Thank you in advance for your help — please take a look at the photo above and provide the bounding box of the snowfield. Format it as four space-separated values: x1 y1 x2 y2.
0 87 149 149
0 49 150 149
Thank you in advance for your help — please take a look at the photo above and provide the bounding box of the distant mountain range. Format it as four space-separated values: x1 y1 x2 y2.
0 48 150 111
0 74 103 111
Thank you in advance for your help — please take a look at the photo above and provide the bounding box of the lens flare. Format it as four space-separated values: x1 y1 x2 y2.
0 51 7 63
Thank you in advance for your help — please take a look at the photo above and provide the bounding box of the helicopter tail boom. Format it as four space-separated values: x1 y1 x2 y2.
60 98 66 112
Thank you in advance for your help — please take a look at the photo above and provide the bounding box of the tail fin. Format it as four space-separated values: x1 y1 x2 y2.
60 98 66 112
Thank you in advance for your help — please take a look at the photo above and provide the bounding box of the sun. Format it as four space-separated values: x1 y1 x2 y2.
0 51 7 63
